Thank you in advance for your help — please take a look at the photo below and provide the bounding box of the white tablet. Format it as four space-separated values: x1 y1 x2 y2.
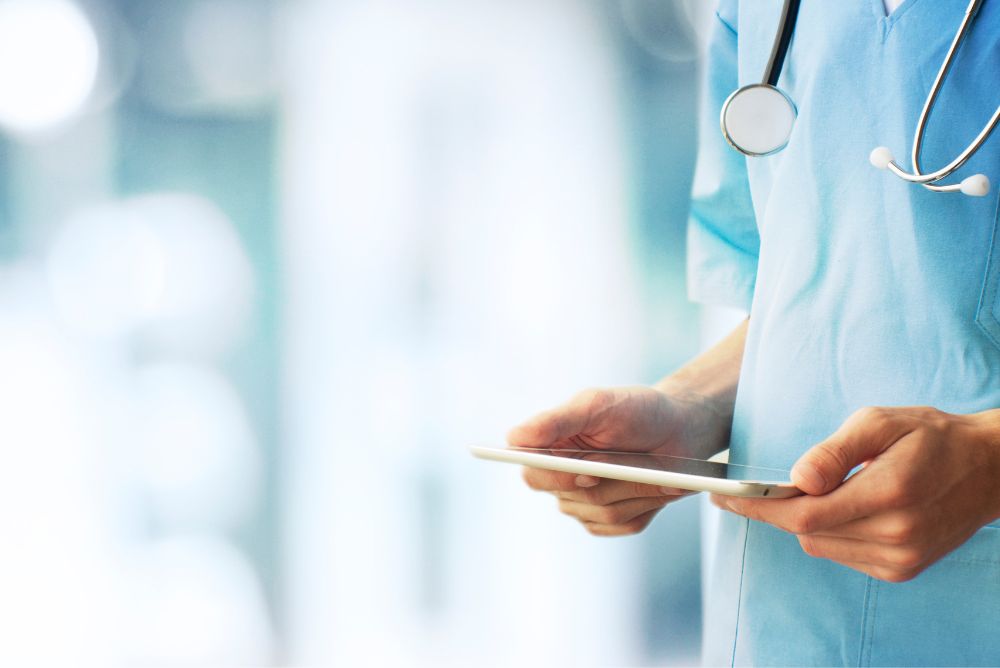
471 445 800 498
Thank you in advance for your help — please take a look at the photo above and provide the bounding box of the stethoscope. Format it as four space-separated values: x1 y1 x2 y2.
720 0 998 197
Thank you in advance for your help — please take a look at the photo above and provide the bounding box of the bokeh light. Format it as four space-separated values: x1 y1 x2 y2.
4 1 711 664
132 0 274 115
0 265 116 666
47 194 254 355
119 535 273 666
0 0 99 135
46 202 166 339
183 0 274 111
133 362 261 531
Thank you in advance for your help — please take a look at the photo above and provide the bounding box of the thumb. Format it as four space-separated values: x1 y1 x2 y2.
507 389 609 448
791 408 911 495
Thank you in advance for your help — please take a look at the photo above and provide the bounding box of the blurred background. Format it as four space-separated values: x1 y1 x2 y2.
0 0 741 665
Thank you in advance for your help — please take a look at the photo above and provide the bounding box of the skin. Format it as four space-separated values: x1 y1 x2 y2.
511 319 1000 582
510 322 748 537
711 405 1000 582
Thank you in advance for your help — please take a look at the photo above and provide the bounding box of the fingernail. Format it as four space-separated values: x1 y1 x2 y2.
575 475 599 488
660 486 685 496
791 462 826 493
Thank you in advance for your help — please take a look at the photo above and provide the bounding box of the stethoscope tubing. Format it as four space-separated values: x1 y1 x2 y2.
764 0 802 87
726 0 996 196
889 0 999 191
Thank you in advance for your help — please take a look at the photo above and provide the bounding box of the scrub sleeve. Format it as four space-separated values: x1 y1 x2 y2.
687 0 759 314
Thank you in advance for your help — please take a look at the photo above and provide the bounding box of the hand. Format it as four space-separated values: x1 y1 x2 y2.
711 406 1000 582
508 386 726 537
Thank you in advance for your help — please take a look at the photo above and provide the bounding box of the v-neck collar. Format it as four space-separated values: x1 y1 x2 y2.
870 0 925 36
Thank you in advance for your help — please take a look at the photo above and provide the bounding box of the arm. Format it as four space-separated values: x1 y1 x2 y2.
510 318 747 536
655 317 748 459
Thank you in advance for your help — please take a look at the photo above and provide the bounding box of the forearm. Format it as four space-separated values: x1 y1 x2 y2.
654 318 748 458
970 408 1000 524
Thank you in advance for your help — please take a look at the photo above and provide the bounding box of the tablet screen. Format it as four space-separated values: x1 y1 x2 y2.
508 447 790 483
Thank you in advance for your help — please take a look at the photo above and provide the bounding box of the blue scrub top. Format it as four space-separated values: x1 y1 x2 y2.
688 1 1000 664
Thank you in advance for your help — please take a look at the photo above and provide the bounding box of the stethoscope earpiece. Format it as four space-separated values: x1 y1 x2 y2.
725 0 996 198
959 174 990 197
869 146 895 170
871 146 991 196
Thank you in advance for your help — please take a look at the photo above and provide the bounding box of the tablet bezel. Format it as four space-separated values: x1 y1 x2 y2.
470 445 800 498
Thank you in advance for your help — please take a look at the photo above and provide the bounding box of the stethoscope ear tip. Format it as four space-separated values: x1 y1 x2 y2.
869 146 895 170
960 174 990 197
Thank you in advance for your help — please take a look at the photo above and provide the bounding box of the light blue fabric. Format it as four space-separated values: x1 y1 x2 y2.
689 1 1000 665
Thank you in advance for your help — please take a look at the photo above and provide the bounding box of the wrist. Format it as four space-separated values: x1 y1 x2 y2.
653 379 734 459
971 408 1000 523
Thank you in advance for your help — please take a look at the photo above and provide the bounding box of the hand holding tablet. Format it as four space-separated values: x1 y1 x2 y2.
489 385 797 536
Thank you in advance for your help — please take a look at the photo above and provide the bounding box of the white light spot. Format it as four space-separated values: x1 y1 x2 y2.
183 0 274 110
47 203 166 339
47 194 254 355
0 0 99 134
120 535 273 665
133 362 261 531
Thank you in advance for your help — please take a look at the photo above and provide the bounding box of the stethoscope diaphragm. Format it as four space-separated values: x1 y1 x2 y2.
720 84 797 157
720 0 995 197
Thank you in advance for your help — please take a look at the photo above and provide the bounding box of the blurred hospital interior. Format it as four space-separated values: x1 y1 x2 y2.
0 0 741 665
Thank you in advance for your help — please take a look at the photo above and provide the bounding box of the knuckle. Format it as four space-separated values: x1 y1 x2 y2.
851 406 880 426
798 535 822 557
857 405 890 425
788 508 816 535
883 517 917 545
810 444 851 481
574 387 613 412
917 405 945 422
851 406 898 436
621 515 652 535
880 474 917 507
578 487 606 505
881 566 920 584
595 506 623 525
887 547 924 572
522 468 543 490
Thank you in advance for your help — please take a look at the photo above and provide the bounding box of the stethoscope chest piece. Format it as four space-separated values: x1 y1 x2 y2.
721 83 797 157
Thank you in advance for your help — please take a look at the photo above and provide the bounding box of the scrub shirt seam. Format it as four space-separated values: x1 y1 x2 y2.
715 11 738 37
975 196 1000 349
864 580 880 666
729 518 751 667
856 576 872 667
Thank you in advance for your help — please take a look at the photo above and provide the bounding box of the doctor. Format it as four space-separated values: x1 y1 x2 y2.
510 0 1000 664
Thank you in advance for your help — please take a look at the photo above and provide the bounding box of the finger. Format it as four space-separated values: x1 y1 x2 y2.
797 534 925 573
809 509 916 545
558 478 688 505
522 466 587 493
582 508 663 537
559 496 670 526
792 407 914 495
837 559 922 584
507 389 610 447
712 482 877 535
